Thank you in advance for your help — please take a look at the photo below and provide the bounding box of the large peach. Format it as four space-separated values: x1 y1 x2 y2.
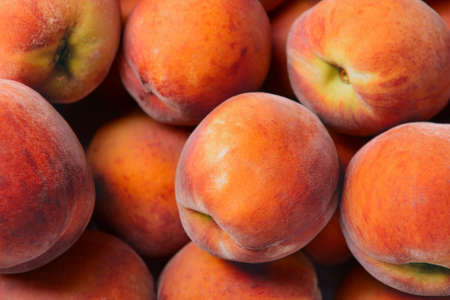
88 112 190 258
427 0 450 27
264 0 318 98
175 92 340 263
158 242 321 299
0 230 154 299
0 0 121 103
121 0 271 125
303 130 368 265
287 0 450 136
337 265 448 300
0 79 95 274
341 122 450 296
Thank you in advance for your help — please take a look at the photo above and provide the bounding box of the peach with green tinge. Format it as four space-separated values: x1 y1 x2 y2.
341 122 450 296
121 0 271 125
88 111 190 259
0 79 95 274
175 92 340 263
287 0 450 135
0 0 121 103
0 230 155 299
337 265 449 300
158 242 321 300
264 0 318 98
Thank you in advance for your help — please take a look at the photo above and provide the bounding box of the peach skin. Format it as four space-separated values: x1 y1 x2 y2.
0 79 95 274
121 0 271 125
158 242 321 300
88 111 190 259
0 0 121 103
337 265 449 300
264 0 318 98
287 0 450 135
175 92 340 263
341 122 450 296
0 230 155 299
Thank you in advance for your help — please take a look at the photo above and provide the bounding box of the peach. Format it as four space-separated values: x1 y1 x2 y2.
88 111 190 258
264 0 318 98
427 0 450 27
0 0 121 103
0 79 95 274
121 0 271 125
341 122 450 296
175 92 340 263
259 0 287 12
0 230 155 299
158 242 321 299
287 0 450 136
337 265 449 300
303 130 368 265
120 0 140 23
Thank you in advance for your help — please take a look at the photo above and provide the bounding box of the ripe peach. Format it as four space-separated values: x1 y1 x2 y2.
0 79 95 274
341 122 450 296
287 0 450 135
0 230 155 299
176 92 340 263
121 0 271 125
0 0 121 103
158 242 321 299
264 0 318 98
337 265 448 300
88 112 190 258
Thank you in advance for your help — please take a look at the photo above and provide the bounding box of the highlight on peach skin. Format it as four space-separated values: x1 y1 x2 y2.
175 92 340 263
341 122 450 296
158 242 321 300
0 79 95 274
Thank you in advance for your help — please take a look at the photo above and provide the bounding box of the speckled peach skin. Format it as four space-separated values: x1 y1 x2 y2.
0 79 95 274
264 0 318 98
0 0 121 103
303 129 368 266
175 92 340 263
259 0 286 12
287 0 450 136
337 265 449 300
88 112 190 259
341 122 450 296
0 230 155 299
427 0 450 27
121 0 271 126
158 243 321 300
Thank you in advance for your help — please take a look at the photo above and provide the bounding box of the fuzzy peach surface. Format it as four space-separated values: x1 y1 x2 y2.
175 92 340 263
121 0 271 125
158 243 321 300
0 0 121 103
0 79 94 274
0 230 154 299
287 0 450 135
341 122 450 296
88 112 190 259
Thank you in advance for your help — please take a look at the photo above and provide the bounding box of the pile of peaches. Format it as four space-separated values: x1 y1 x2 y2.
0 0 448 299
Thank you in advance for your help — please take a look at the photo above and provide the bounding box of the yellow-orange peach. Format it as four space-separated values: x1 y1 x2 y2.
337 265 448 300
0 79 95 274
88 112 190 258
287 0 450 135
341 122 450 296
158 243 321 299
0 230 154 299
176 92 340 263
121 0 271 125
0 0 121 103
264 0 318 98
427 0 450 27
